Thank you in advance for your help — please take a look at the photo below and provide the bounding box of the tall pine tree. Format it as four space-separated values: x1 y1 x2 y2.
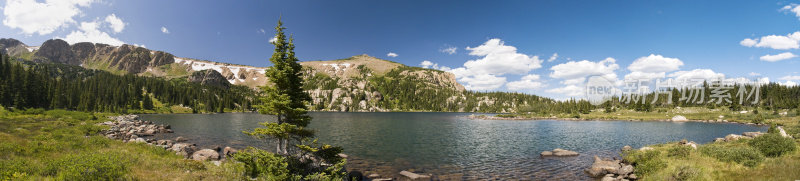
245 20 313 155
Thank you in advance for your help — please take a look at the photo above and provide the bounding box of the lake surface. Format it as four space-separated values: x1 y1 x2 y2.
140 112 766 180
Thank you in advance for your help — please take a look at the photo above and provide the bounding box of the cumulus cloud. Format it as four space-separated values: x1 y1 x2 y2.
781 4 800 18
624 54 683 80
547 53 558 62
780 75 800 81
387 52 398 57
161 26 169 34
545 85 584 97
440 46 457 55
61 20 125 46
419 60 451 71
268 36 277 43
2 0 96 35
104 14 125 33
550 57 619 85
667 69 725 82
740 32 800 50
749 72 761 76
547 57 619 98
445 38 542 91
759 52 797 62
459 74 506 91
779 81 798 87
507 74 545 91
458 39 542 76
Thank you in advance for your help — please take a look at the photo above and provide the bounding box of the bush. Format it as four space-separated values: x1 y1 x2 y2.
749 133 797 157
667 146 692 158
45 152 128 180
232 147 295 180
670 165 700 181
699 145 764 167
624 150 667 176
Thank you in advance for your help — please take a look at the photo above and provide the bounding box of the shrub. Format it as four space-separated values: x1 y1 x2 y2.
670 165 700 181
624 150 667 176
232 147 295 180
749 133 797 157
667 146 692 158
699 145 764 167
44 153 128 180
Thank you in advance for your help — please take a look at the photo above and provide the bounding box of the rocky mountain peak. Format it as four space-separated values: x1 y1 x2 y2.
34 39 80 65
188 69 230 88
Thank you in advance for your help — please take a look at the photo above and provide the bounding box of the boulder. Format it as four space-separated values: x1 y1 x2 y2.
743 132 764 138
621 145 632 152
175 136 188 142
671 115 688 122
778 126 793 138
367 173 381 179
222 147 237 158
725 134 742 141
628 174 638 180
639 147 654 151
618 165 634 175
399 170 430 180
585 156 621 177
542 148 579 157
191 149 220 161
714 138 725 142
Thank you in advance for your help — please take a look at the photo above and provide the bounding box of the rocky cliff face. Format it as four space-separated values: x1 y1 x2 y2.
34 39 80 65
188 70 230 88
0 38 30 57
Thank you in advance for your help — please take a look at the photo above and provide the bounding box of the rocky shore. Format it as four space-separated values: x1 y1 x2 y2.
99 115 237 162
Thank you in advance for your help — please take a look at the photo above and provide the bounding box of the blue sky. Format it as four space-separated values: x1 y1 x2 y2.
2 0 800 98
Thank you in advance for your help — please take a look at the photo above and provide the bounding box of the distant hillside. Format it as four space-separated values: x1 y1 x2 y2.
2 38 554 112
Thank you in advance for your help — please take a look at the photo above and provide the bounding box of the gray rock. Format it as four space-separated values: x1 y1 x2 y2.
585 156 621 178
191 149 220 161
175 136 188 142
622 145 632 152
743 132 764 138
671 115 688 122
618 165 634 175
399 170 430 180
725 134 742 141
540 151 553 156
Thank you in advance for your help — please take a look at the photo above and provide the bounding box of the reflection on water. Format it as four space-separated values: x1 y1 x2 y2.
141 112 766 180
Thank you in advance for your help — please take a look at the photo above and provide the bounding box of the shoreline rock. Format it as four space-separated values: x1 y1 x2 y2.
541 148 579 157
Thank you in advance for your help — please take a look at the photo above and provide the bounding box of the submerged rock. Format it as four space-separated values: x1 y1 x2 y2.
399 170 430 180
541 148 579 157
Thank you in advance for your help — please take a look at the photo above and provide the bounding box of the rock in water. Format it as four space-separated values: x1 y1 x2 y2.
671 115 688 122
399 170 430 180
191 149 220 161
541 148 579 157
621 145 632 152
540 151 553 156
585 156 621 177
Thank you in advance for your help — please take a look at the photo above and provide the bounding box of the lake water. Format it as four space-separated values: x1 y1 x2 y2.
140 112 766 180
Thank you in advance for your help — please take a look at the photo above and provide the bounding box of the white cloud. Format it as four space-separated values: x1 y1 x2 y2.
458 38 542 77
780 75 800 81
546 85 584 97
2 0 96 35
458 74 506 91
740 38 757 47
740 32 800 50
547 53 558 62
779 81 798 87
628 54 683 73
104 14 125 33
507 74 545 91
759 52 797 62
748 72 761 76
550 57 619 85
668 69 725 82
61 20 124 46
781 4 800 18
419 60 451 71
440 46 457 55
161 26 169 34
268 36 277 43
387 52 398 57
445 38 543 91
624 54 683 80
259 28 266 34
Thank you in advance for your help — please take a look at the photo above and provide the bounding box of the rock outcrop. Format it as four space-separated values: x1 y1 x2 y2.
188 70 230 88
34 39 79 65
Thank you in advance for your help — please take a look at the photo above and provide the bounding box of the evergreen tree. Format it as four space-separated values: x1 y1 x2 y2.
246 20 313 155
